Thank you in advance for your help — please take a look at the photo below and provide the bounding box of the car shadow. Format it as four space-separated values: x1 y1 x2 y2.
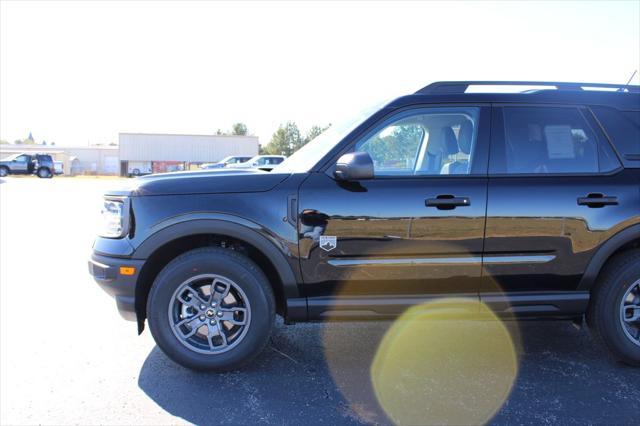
139 319 640 425
138 319 385 425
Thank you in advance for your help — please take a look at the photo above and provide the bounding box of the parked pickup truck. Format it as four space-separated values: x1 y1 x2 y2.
90 81 640 371
0 153 55 178
127 161 152 177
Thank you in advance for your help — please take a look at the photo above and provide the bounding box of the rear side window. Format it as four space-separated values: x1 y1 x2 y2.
590 106 640 163
501 107 618 174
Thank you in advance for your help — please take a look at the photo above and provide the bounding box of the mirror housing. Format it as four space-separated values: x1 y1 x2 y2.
334 152 374 181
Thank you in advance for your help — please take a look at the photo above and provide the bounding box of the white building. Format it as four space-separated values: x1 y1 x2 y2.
118 133 259 175
1 133 259 176
0 144 119 175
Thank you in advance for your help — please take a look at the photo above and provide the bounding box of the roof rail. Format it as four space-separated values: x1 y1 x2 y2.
415 81 640 95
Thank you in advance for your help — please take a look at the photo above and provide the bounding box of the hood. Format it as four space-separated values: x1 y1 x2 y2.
106 168 290 197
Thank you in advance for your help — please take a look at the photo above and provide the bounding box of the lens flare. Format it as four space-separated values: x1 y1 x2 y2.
370 298 518 425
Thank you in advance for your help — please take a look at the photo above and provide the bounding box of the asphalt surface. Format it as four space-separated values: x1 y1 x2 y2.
1 177 639 425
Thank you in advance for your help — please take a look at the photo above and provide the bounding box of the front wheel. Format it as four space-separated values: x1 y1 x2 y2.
147 247 275 371
0 166 8 177
588 249 640 366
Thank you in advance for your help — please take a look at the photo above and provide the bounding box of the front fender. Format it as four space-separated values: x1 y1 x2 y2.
132 215 306 319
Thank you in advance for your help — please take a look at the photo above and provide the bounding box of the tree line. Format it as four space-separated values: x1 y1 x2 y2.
225 122 329 156
1 122 331 155
0 133 55 146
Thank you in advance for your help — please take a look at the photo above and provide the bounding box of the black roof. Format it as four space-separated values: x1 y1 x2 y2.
388 81 640 110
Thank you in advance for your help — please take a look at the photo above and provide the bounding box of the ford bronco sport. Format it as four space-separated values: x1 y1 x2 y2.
89 81 640 371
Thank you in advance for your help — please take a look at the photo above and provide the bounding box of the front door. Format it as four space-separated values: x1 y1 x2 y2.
298 105 491 318
11 154 31 173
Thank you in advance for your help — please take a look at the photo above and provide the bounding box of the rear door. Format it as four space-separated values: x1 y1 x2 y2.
298 105 491 317
481 104 636 313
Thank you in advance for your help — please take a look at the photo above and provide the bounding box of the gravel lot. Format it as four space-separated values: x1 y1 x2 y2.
1 177 639 425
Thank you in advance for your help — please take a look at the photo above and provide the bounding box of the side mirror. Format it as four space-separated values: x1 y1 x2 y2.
334 152 374 181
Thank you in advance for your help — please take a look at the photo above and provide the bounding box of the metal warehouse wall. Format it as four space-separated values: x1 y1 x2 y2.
64 147 119 174
118 133 259 162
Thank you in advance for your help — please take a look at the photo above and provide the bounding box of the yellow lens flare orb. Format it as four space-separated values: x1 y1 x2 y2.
371 298 518 426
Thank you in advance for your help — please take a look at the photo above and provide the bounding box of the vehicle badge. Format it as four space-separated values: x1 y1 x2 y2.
319 235 337 252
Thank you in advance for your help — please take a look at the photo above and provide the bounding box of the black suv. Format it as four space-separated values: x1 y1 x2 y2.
0 153 55 178
89 81 640 371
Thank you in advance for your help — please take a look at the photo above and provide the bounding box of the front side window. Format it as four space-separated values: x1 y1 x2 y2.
354 107 480 176
501 107 613 174
15 155 29 163
273 99 389 173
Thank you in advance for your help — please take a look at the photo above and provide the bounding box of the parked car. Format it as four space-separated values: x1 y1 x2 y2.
127 161 152 177
0 153 55 178
90 81 640 371
54 161 64 175
200 156 253 169
226 155 286 170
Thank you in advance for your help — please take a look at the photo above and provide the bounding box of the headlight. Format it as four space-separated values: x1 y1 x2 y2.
99 198 130 238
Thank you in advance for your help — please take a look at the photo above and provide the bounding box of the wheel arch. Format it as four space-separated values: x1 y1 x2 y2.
578 223 640 291
133 219 306 333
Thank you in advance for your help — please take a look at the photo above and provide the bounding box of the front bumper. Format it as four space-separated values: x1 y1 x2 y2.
88 253 145 321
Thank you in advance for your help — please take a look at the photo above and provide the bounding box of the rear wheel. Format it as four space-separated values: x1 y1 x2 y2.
0 166 8 177
588 249 640 366
147 247 275 371
37 167 52 178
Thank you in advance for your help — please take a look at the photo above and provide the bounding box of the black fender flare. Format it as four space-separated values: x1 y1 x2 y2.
130 217 308 328
578 223 640 290
134 218 302 300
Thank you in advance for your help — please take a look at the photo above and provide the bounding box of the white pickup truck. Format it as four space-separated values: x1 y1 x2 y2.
127 161 152 177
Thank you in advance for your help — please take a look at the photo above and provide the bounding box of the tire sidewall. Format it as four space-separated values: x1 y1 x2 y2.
147 249 274 371
598 260 640 361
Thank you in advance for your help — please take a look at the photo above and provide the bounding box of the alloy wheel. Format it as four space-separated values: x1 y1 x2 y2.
620 278 640 347
168 274 251 354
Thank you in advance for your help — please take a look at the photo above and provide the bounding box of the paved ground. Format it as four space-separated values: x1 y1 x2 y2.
1 177 639 425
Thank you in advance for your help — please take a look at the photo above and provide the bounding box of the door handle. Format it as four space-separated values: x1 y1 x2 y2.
577 193 618 208
426 195 470 210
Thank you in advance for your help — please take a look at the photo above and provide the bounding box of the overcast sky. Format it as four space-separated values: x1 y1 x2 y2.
1 1 639 147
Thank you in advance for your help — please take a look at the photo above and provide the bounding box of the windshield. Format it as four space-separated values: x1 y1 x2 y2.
248 155 284 166
1 154 19 161
273 100 387 173
217 156 233 164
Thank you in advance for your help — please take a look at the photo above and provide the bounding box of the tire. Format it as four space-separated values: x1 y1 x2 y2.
0 166 8 177
587 249 640 366
132 168 140 176
147 247 275 371
37 167 51 178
